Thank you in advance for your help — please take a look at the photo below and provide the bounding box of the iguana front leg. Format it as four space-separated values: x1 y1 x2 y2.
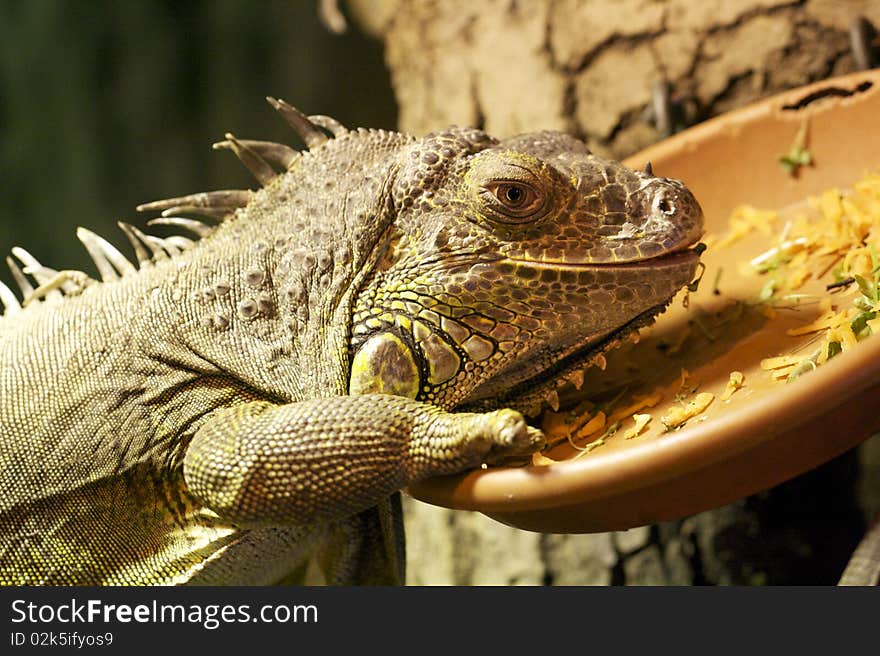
183 394 543 527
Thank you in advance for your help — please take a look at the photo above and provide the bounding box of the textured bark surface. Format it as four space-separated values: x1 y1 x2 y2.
349 0 880 585
353 0 879 157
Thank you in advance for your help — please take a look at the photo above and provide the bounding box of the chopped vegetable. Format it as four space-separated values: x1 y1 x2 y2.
750 237 810 273
760 354 803 370
720 371 745 401
741 170 880 385
624 414 652 439
778 119 812 176
786 310 848 336
569 411 606 445
757 278 777 303
713 206 777 250
661 392 715 430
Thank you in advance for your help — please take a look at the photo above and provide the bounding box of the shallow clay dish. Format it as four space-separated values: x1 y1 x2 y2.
408 70 880 533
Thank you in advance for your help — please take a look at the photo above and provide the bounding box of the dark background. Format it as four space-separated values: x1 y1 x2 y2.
0 0 397 293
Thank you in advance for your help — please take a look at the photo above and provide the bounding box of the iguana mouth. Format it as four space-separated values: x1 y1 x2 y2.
504 241 702 269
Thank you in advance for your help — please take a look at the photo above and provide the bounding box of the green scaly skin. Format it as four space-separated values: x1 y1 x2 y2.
0 99 703 585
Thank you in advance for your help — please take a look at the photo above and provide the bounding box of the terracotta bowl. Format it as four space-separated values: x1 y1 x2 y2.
408 69 880 533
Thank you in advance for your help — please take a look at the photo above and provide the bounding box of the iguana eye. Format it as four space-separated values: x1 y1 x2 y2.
483 181 544 221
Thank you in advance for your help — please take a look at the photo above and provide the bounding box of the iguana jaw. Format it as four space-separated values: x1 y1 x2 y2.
474 299 671 417
459 248 700 416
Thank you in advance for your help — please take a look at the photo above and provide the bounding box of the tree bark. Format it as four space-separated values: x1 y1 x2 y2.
349 0 880 585
353 0 879 156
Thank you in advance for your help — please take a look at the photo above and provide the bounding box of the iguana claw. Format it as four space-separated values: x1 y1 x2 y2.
468 408 546 465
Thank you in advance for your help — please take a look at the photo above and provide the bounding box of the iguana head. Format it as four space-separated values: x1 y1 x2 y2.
350 127 703 414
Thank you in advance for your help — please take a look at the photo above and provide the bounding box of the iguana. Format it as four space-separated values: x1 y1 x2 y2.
0 98 703 585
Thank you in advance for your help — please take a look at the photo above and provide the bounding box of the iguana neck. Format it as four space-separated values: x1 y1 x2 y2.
154 131 412 403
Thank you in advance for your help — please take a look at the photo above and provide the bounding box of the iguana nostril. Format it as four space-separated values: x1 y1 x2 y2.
657 197 675 216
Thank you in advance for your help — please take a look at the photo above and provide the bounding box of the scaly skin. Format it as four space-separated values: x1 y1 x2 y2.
0 100 702 585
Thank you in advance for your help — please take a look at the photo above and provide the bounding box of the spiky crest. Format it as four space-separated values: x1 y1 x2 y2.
212 134 277 186
308 115 347 137
213 138 298 170
136 189 252 219
146 217 214 238
266 96 329 149
0 101 347 319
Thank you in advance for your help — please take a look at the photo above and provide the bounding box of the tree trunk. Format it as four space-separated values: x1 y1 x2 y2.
349 0 880 585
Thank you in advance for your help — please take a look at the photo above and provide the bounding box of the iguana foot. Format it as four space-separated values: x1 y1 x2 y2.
461 408 545 465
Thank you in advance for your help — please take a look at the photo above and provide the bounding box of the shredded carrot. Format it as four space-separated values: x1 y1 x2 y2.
720 371 745 401
624 413 652 439
661 392 715 429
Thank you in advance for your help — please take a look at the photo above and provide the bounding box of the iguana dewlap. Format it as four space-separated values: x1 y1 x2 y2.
0 98 703 584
